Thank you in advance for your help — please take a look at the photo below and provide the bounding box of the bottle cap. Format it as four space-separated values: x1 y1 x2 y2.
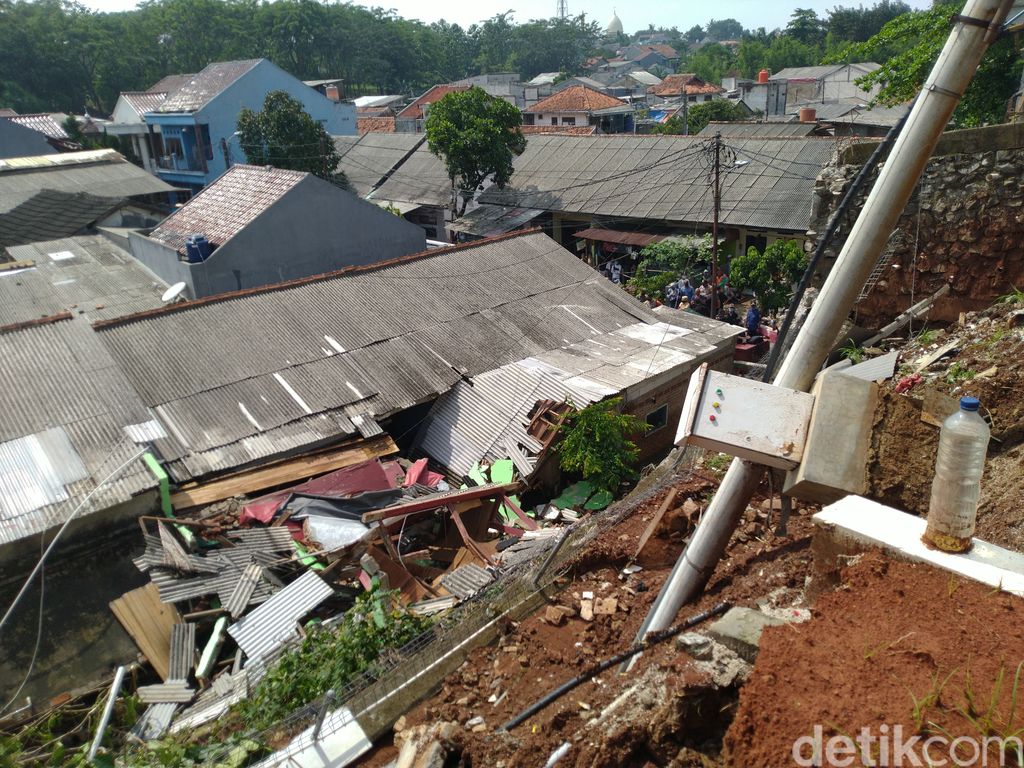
960 396 980 412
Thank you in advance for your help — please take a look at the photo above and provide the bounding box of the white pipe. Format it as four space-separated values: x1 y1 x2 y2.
636 0 1014 637
88 665 126 762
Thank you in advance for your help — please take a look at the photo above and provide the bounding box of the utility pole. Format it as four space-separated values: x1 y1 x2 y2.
710 132 721 320
556 0 568 19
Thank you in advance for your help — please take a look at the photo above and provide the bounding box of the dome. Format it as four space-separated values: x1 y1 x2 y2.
605 10 623 36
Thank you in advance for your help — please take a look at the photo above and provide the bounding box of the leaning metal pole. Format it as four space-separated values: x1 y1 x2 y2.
634 0 1014 641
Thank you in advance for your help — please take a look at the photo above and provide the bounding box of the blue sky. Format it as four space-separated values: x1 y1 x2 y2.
82 0 934 31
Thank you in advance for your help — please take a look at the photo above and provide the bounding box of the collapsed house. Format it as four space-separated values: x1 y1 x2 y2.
0 229 739 705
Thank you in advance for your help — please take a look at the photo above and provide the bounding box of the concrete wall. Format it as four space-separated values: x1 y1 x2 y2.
128 230 194 294
202 176 426 294
0 119 55 159
809 123 1024 325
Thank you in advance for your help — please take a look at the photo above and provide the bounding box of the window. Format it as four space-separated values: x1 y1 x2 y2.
645 404 668 432
562 117 576 126
550 117 558 125
746 234 768 255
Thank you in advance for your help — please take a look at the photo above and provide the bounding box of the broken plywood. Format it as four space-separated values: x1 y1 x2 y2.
110 583 182 681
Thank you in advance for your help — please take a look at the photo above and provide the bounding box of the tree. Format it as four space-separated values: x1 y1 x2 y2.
785 8 825 47
683 24 704 45
236 90 348 186
704 18 745 42
678 42 736 83
557 397 645 494
425 86 525 216
729 239 807 313
652 100 749 136
829 2 1020 127
627 236 712 299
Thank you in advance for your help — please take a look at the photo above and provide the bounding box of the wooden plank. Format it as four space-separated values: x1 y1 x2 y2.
632 488 679 562
170 434 398 509
911 340 959 375
361 482 521 523
109 583 181 681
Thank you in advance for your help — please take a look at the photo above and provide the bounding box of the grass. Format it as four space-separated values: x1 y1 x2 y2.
704 452 732 474
839 338 864 364
916 328 938 346
946 361 976 385
907 666 960 733
998 286 1024 305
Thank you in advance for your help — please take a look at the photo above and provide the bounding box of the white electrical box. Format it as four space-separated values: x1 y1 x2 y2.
675 364 815 470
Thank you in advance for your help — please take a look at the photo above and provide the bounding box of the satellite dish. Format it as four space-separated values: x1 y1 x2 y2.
162 282 187 303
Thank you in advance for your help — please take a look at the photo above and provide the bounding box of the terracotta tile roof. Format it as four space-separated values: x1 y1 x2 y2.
525 86 627 115
158 60 262 113
639 44 679 59
121 91 169 116
358 116 396 134
396 85 469 120
648 74 724 98
9 114 69 140
521 125 597 135
147 73 195 94
148 164 306 253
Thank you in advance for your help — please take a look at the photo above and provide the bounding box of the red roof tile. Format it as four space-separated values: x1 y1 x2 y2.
648 74 724 98
358 116 396 134
525 86 627 115
521 125 598 135
641 44 679 59
396 85 470 120
148 164 306 253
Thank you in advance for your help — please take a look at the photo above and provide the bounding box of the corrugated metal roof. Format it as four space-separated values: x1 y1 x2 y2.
770 63 879 81
224 562 263 618
0 315 156 545
0 150 175 213
697 121 819 138
479 134 834 233
156 60 262 113
0 190 125 248
167 622 196 681
573 227 664 246
0 236 168 325
227 570 334 663
369 140 451 208
96 232 663 483
440 563 494 599
332 133 423 197
417 314 738 478
131 702 178 740
448 205 544 237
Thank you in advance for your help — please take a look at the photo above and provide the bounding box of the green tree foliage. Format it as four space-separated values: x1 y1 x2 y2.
651 101 749 136
557 397 645 494
627 236 712 299
238 587 429 730
729 239 807 313
236 90 347 186
678 43 736 83
683 24 705 44
425 86 525 216
704 18 745 42
828 2 1021 127
786 8 826 47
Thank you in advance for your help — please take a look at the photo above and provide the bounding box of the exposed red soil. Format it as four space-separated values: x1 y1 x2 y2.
358 465 819 767
726 553 1024 768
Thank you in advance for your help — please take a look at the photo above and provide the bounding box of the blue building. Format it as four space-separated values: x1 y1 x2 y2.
145 59 355 194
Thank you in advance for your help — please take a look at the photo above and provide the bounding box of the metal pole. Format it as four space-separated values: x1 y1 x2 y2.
87 665 126 762
634 0 1013 636
711 132 720 320
312 689 335 742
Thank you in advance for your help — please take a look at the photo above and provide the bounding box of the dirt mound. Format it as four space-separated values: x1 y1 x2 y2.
725 553 1024 768
867 298 1024 550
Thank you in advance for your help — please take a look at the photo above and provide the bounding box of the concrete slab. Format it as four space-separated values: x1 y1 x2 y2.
706 607 786 663
785 371 877 504
813 496 1024 597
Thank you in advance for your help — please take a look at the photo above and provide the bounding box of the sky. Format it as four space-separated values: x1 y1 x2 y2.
80 0 935 31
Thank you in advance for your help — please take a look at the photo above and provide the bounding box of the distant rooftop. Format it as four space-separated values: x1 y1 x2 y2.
396 85 469 120
8 113 69 140
120 91 169 117
156 59 263 113
526 85 627 114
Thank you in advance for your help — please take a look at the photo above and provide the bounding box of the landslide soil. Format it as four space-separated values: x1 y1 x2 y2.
867 299 1024 550
358 464 818 768
726 553 1024 767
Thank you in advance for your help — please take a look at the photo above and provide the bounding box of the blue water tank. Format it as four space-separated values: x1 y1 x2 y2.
185 234 212 263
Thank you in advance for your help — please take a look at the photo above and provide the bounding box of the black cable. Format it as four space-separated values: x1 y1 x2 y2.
761 103 915 382
497 601 730 732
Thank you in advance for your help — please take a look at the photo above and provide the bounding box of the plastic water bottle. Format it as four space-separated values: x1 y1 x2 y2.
924 396 990 552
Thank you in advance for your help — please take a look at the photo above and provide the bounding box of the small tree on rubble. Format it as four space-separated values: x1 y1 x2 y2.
557 397 645 494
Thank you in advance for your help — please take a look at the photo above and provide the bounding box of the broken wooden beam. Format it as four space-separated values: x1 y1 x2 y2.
632 488 678 562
